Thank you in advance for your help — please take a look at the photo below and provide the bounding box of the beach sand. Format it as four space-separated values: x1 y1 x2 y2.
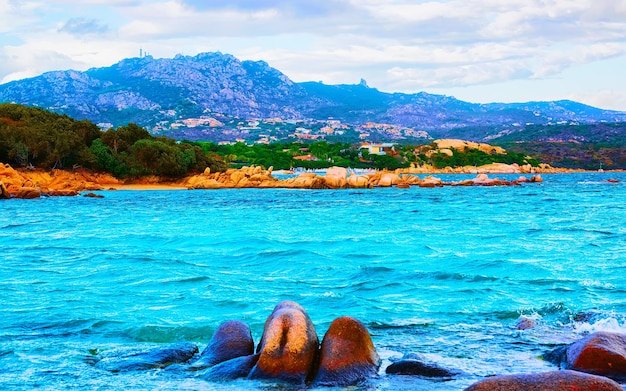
107 184 188 191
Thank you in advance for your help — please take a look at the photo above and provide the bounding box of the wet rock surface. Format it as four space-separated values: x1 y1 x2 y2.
386 352 461 379
463 370 623 391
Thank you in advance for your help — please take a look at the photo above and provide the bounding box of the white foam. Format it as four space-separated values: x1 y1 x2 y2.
573 316 626 334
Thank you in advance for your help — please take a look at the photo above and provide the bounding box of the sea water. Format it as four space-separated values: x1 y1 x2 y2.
1 173 626 390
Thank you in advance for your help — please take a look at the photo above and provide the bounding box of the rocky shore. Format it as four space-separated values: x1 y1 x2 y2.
1 162 551 199
89 301 626 390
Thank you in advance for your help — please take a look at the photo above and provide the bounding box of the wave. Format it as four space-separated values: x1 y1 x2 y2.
124 325 214 343
368 318 435 330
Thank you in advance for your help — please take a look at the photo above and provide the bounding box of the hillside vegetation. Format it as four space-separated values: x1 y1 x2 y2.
492 123 626 169
0 104 227 177
0 104 546 176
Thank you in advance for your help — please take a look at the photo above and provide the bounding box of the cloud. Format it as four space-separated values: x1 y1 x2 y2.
568 90 626 112
58 18 110 36
1 0 626 109
0 47 77 84
179 0 352 17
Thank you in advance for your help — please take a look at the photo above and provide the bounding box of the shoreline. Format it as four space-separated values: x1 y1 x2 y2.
106 184 188 191
1 162 624 199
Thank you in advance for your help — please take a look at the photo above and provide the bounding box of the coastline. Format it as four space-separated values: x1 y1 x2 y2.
1 161 623 199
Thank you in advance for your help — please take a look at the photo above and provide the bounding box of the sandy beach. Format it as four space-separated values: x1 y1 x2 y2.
107 184 188 191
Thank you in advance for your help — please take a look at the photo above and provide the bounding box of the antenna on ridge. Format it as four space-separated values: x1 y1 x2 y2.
140 47 143 58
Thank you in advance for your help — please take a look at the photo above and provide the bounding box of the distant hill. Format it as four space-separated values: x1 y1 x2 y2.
1 51 625 144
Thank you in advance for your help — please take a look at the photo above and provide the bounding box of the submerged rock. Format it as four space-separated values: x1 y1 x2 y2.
312 316 380 387
386 352 459 379
83 192 104 198
463 370 622 391
191 320 254 370
515 316 537 330
248 301 319 384
201 354 259 382
46 189 79 197
95 342 198 372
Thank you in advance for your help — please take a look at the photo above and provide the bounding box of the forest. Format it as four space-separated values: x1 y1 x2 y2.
0 104 227 177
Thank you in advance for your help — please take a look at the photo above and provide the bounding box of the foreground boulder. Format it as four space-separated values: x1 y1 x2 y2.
546 331 626 381
386 352 460 379
248 301 319 384
95 342 198 372
191 320 255 370
312 316 380 387
464 370 622 391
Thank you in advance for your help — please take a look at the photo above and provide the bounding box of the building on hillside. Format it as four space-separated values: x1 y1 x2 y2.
360 143 396 156
293 154 319 161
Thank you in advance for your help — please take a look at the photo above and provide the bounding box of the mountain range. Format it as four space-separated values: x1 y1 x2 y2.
1 51 625 143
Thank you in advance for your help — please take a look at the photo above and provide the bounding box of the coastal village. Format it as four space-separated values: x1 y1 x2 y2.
134 112 432 145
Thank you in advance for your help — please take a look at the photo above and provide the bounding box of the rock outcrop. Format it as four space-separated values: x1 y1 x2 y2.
386 352 459 378
0 162 123 198
432 139 507 156
313 316 380 387
184 166 278 189
545 331 626 381
248 301 319 384
464 370 623 391
0 161 550 199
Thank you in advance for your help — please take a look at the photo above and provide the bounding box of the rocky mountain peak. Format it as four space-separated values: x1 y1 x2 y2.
1 51 625 138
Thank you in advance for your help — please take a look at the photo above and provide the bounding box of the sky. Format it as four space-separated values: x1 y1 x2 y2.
1 0 626 111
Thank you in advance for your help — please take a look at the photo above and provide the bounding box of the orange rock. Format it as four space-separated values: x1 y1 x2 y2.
230 171 245 185
346 175 370 188
312 316 380 387
235 177 250 188
515 176 530 183
189 179 225 189
566 331 626 380
419 176 443 188
285 174 326 189
464 370 622 391
377 172 398 187
46 190 79 197
403 175 422 185
325 167 348 189
12 187 41 199
248 301 319 384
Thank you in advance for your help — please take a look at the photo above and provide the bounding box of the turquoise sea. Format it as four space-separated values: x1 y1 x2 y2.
1 172 626 390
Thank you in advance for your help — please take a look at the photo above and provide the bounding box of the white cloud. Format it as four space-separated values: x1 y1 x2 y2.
1 0 626 109
568 90 626 111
